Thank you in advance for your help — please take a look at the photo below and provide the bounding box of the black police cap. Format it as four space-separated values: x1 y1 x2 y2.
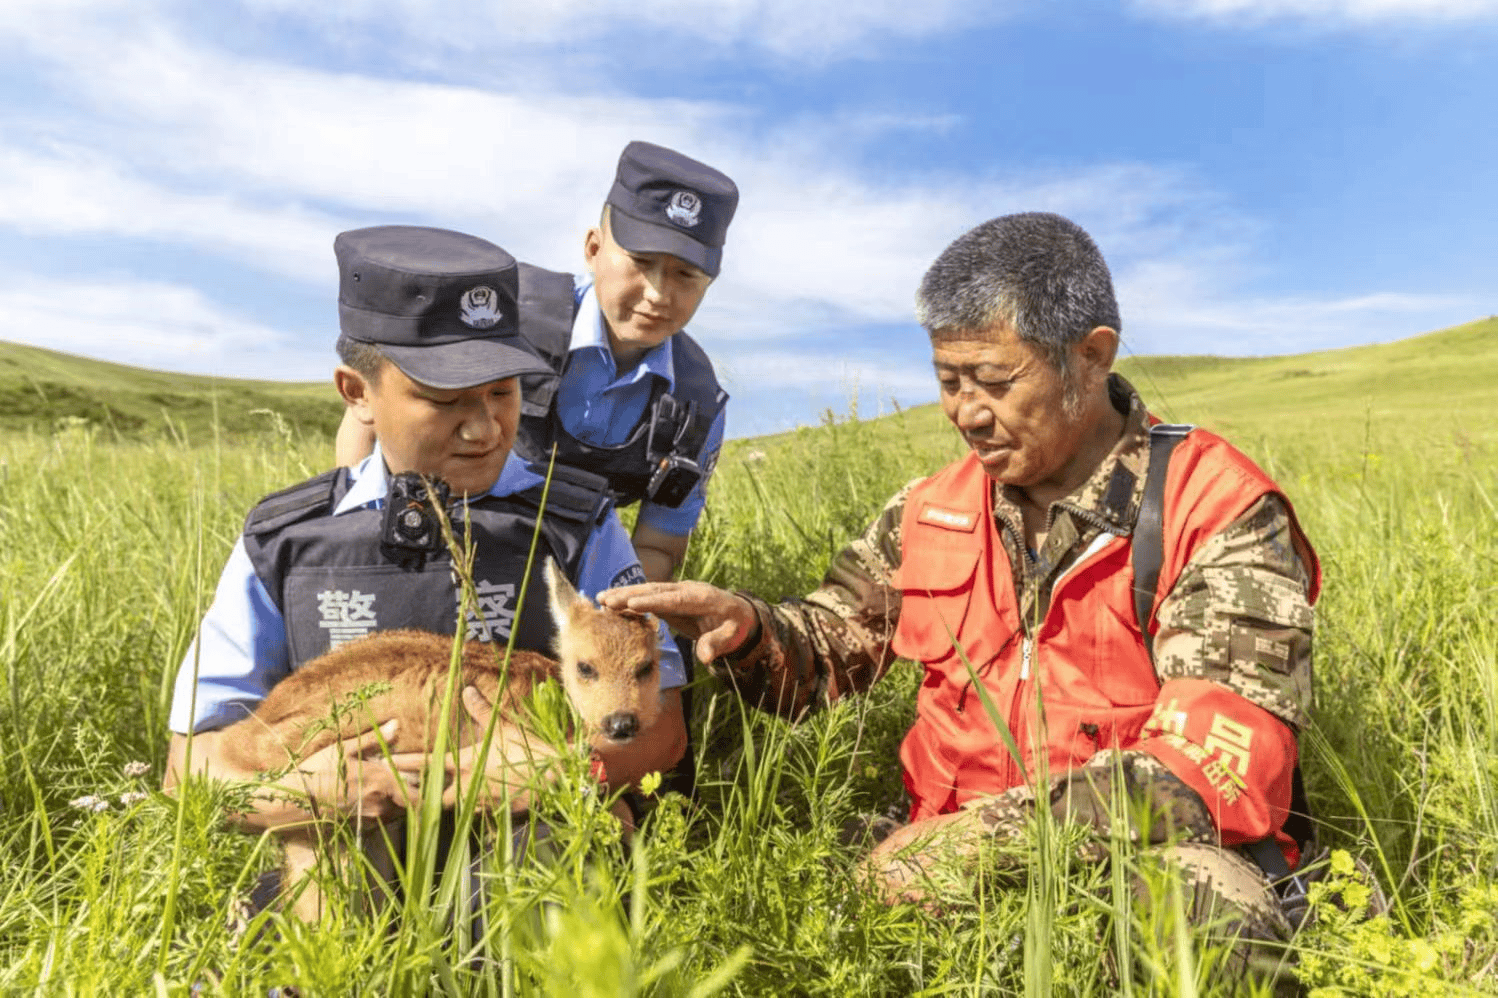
605 141 738 278
334 225 549 390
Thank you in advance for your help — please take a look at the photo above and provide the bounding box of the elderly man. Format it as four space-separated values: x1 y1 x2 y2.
600 212 1318 962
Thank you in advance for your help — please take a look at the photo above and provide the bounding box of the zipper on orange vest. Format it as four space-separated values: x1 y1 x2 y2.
1004 636 1036 788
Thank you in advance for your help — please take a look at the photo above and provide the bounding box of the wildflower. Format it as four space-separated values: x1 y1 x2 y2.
122 760 150 778
119 791 148 806
69 795 110 813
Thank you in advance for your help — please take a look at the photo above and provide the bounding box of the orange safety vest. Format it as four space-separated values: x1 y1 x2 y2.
891 430 1320 860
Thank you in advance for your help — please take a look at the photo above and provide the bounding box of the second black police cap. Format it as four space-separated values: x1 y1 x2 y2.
606 141 738 278
334 225 550 390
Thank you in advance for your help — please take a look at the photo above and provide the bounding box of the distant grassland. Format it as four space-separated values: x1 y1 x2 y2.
0 340 341 442
727 316 1498 469
5 315 1495 453
0 318 1494 995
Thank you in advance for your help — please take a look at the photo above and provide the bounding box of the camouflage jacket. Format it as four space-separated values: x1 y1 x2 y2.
716 375 1315 830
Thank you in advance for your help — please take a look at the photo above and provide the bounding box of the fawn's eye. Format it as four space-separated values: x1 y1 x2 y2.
634 661 655 680
576 662 598 680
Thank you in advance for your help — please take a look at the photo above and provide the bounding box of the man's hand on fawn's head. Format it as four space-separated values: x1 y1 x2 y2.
598 581 758 663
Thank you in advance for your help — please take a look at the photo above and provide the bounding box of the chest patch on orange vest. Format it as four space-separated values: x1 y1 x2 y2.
917 502 979 532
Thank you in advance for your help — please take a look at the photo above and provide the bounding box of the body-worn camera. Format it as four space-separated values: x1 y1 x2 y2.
643 394 703 507
645 454 702 508
381 472 452 569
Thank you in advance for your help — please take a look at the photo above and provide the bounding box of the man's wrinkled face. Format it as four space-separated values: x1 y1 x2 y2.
584 220 712 361
932 325 1091 492
351 362 520 497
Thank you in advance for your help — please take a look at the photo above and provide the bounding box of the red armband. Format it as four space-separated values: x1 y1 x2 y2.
1138 678 1298 853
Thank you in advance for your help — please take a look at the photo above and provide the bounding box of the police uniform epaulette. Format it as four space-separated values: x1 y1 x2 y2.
243 469 348 537
513 464 613 527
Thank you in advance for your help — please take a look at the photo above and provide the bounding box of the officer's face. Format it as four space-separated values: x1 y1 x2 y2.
584 219 712 366
357 363 520 497
932 325 1109 497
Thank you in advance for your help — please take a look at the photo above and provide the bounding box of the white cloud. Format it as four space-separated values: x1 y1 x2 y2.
0 0 1483 438
0 274 326 380
1134 0 1498 23
0 145 339 281
0 0 132 25
1116 256 1475 355
0 0 1008 65
15 24 730 269
236 0 1007 61
4 18 1231 343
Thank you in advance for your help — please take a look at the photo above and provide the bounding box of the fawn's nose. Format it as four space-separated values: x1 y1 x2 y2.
602 712 639 741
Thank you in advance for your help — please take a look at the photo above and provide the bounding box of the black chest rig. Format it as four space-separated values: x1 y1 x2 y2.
241 465 612 671
512 263 729 509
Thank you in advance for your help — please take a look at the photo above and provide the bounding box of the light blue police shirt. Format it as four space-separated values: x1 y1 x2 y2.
167 447 686 734
550 283 726 537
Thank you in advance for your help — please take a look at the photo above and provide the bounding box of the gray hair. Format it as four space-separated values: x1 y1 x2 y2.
914 212 1121 374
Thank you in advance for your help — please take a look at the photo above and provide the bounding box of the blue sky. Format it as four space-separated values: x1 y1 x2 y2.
0 0 1492 437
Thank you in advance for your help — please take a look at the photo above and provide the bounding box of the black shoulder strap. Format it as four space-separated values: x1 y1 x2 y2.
1132 423 1194 655
1245 834 1310 930
243 468 348 537
655 330 728 460
512 462 614 528
1132 423 1317 870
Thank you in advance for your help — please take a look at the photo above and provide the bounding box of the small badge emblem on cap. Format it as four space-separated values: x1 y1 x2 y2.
459 286 503 329
665 190 702 228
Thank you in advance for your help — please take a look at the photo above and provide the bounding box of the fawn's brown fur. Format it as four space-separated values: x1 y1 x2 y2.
219 558 661 921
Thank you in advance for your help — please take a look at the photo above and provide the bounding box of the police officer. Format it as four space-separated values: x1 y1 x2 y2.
335 145 736 800
165 225 688 829
336 141 738 585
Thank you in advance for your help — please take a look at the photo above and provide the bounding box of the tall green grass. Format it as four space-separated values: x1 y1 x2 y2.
0 362 1495 994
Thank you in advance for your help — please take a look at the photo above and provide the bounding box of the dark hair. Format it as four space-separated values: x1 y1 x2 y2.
335 335 389 383
914 212 1121 373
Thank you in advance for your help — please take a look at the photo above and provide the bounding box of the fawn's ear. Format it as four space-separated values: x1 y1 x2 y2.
615 608 655 627
544 557 590 629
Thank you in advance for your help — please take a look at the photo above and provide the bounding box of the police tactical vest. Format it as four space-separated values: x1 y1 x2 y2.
241 465 611 670
512 263 728 508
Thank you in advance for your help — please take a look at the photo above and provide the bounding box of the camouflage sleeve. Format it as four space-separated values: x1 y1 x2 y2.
1151 493 1315 729
710 480 915 720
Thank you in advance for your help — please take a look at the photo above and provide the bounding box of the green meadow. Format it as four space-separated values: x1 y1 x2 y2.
0 318 1494 996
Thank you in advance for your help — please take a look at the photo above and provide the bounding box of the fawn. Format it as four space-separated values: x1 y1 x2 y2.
219 558 661 921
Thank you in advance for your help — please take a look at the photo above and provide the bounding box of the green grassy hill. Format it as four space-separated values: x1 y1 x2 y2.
0 340 341 443
3 314 1494 455
1115 316 1498 457
732 316 1498 467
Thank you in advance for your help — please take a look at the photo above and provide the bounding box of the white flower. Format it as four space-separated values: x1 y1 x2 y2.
118 792 148 806
69 795 110 813
122 761 150 778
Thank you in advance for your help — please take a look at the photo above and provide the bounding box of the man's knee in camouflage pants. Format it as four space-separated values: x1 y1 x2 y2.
861 751 1291 987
